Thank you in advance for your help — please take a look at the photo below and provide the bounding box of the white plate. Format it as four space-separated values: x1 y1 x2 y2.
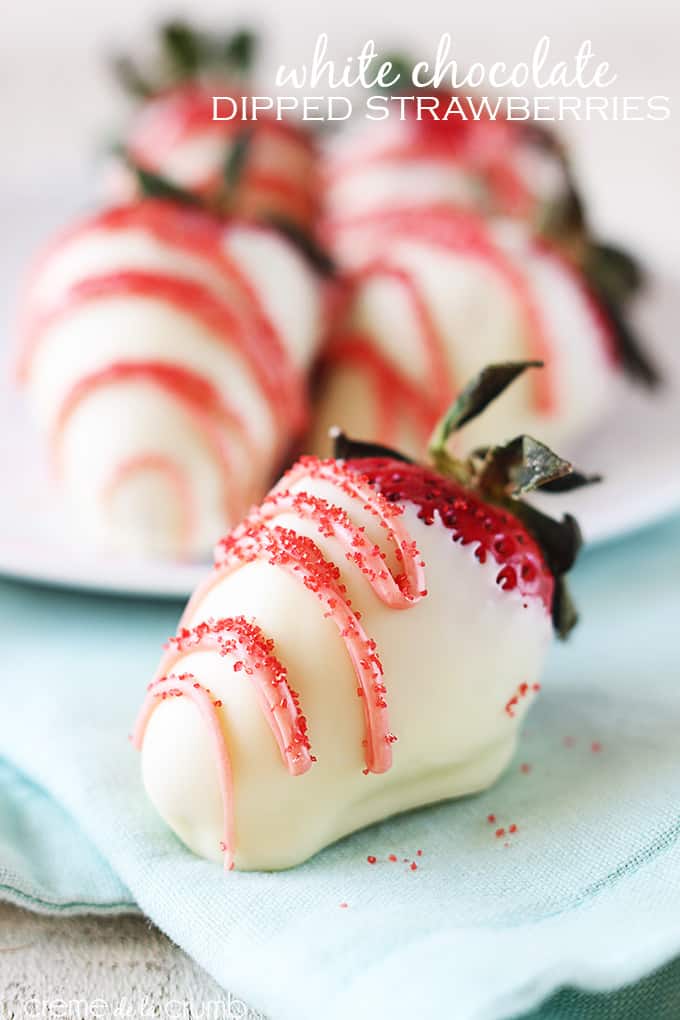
1 273 679 600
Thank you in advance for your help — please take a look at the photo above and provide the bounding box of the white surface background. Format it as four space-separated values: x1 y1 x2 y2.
1 0 678 369
1 0 678 264
1 0 678 417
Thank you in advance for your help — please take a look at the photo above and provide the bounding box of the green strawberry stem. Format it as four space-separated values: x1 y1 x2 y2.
113 21 258 100
336 361 600 638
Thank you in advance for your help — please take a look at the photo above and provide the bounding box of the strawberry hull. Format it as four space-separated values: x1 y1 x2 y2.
117 82 321 232
348 456 555 611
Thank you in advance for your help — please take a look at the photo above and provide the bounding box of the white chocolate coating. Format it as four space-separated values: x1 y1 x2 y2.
323 112 567 243
138 463 552 870
20 204 324 558
120 84 319 231
311 215 618 459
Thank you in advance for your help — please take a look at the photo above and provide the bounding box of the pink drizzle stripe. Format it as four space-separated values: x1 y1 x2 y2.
102 453 195 556
328 206 556 416
180 458 428 776
135 613 316 870
202 521 394 774
350 260 455 415
273 456 427 605
19 203 307 435
156 617 315 776
136 457 429 865
51 360 252 526
132 674 237 870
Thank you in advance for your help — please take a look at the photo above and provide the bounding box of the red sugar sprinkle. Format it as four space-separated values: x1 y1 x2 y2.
520 763 532 774
346 457 553 610
339 902 349 909
213 503 398 773
388 854 397 862
591 741 603 753
505 680 540 718
367 855 377 864
495 828 506 838
487 814 496 824
410 862 418 871
163 616 314 771
416 849 423 856
509 824 518 834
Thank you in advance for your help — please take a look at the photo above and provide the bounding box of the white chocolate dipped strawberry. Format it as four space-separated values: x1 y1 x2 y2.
18 197 326 558
324 87 568 248
111 23 319 233
133 364 591 871
311 205 655 460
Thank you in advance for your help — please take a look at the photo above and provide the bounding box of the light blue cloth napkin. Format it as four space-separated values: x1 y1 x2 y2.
0 758 132 914
1 513 680 1020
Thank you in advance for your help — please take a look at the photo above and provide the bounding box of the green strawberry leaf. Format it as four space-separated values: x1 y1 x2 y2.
478 435 573 497
127 162 201 206
224 29 257 73
552 577 579 639
590 286 660 388
265 216 336 277
514 504 583 578
539 470 602 493
331 429 413 464
428 360 543 456
161 21 203 78
223 130 253 190
512 503 582 639
586 242 644 303
114 23 259 101
538 172 586 241
372 52 414 93
337 362 589 640
112 56 155 99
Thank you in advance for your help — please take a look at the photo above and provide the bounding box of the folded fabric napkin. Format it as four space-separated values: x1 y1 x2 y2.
1 513 680 1020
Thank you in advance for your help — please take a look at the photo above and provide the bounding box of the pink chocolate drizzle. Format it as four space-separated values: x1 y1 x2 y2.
102 452 195 556
133 455 553 868
134 615 317 869
19 200 311 548
127 83 319 230
135 456 429 867
322 205 559 449
133 672 238 869
52 360 253 528
324 94 532 219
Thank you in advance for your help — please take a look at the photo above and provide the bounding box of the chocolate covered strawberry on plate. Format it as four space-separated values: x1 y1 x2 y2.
133 362 595 870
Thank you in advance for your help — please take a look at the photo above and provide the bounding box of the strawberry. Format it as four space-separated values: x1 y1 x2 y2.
312 203 656 465
18 198 326 558
110 21 320 232
134 361 594 870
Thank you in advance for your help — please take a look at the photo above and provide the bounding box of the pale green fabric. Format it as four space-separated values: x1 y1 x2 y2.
0 513 679 1019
